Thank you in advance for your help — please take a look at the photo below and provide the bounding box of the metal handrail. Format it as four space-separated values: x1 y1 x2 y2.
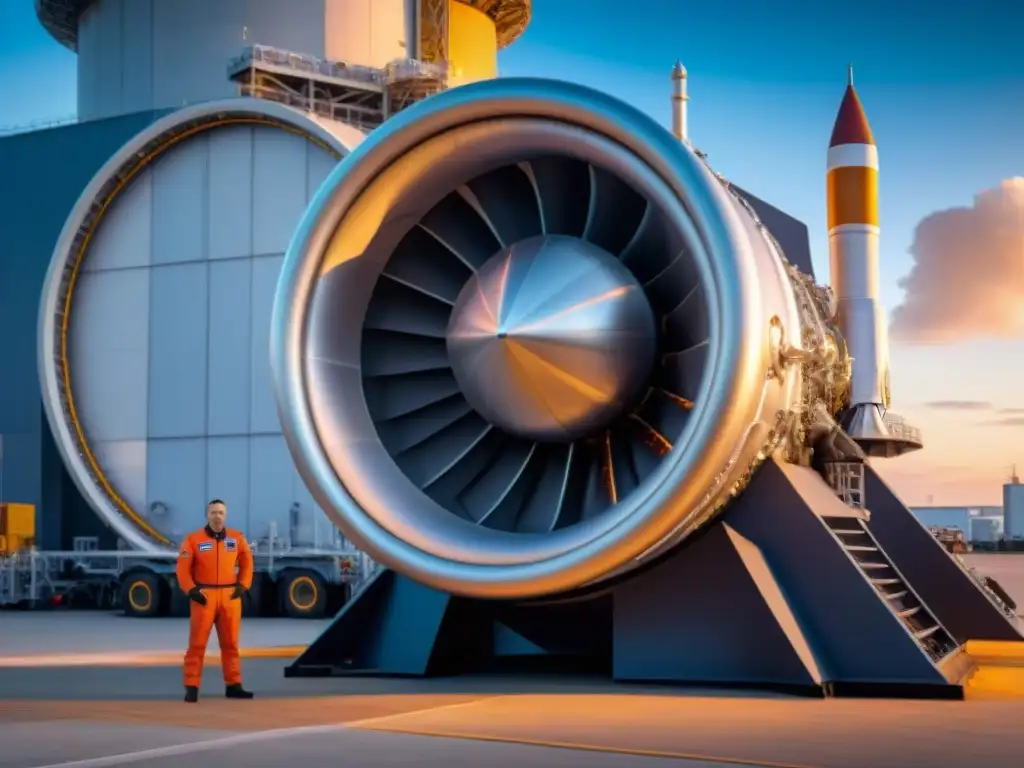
228 44 386 86
883 413 922 444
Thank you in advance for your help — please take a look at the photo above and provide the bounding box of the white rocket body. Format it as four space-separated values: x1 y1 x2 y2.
671 61 688 143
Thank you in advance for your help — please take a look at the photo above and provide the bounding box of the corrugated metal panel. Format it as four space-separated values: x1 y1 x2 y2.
910 506 972 532
147 262 210 437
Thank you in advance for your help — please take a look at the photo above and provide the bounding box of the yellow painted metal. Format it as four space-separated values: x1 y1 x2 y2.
963 639 1024 699
0 503 35 554
456 0 530 48
448 2 498 86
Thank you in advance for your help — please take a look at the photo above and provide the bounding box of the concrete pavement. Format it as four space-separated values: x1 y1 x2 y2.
3 612 1024 767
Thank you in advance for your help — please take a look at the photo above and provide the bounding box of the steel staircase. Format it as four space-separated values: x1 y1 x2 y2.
822 516 959 663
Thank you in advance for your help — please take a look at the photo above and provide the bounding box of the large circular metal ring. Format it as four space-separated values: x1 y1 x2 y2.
272 78 802 599
37 99 361 552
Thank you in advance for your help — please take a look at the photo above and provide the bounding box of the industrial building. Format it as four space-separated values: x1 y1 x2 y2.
910 506 1004 543
1 0 817 555
910 470 1024 544
1005 468 1024 540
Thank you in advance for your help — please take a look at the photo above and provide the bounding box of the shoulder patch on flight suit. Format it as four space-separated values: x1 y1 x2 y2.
178 550 189 558
225 538 237 552
197 541 213 552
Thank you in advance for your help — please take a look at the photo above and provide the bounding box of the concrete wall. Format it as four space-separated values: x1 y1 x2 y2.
65 123 342 547
0 110 166 549
76 0 410 121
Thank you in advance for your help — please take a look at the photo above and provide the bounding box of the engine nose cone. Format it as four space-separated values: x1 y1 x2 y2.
447 235 657 442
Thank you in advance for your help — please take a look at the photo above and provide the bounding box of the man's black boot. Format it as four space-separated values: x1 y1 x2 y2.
225 683 254 699
184 686 199 703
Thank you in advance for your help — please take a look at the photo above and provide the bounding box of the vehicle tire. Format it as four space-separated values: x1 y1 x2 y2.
279 570 328 619
120 571 164 617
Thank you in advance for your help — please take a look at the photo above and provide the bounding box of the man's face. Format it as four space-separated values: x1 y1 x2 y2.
206 502 227 531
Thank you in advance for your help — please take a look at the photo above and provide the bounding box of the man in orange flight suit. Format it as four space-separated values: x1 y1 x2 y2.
175 498 255 703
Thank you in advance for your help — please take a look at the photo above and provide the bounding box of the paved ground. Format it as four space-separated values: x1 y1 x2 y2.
3 652 1024 767
0 612 330 663
3 613 1024 767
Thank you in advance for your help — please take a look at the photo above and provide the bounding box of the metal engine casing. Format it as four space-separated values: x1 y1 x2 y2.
271 77 841 601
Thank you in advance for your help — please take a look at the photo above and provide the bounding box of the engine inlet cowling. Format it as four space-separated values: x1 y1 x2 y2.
271 78 807 600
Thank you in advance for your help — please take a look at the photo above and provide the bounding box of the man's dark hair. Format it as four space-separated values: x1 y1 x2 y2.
207 498 226 508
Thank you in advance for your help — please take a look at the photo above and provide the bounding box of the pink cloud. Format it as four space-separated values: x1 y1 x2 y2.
891 178 1024 344
923 400 992 410
987 416 1024 427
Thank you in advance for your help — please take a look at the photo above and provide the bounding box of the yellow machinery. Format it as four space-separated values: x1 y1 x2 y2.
0 503 35 555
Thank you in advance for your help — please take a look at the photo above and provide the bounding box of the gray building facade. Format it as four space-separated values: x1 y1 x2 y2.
1005 481 1024 540
0 110 167 548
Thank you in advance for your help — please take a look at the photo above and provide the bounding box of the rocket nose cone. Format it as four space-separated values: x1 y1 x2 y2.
672 60 687 78
829 86 874 147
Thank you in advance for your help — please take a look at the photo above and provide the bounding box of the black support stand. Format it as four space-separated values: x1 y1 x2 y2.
285 459 1020 698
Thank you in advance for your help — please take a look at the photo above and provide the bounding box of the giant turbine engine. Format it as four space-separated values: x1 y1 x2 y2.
272 78 849 601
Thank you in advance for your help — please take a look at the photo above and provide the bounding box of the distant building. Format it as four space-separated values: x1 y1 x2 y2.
1005 468 1024 540
970 516 1002 544
910 505 1003 543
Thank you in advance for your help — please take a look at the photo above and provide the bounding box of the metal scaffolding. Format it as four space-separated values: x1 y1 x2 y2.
227 45 450 129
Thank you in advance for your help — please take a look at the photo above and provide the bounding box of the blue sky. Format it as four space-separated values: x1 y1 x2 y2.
1 0 1022 503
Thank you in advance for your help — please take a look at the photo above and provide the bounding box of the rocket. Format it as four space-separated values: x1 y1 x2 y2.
827 65 918 457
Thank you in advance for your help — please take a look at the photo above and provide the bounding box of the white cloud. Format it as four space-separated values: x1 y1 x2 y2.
891 177 1024 344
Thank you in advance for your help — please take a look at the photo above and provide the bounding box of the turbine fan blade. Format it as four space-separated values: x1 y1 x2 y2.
624 412 671 474
619 200 687 284
375 394 474 456
662 342 708 405
419 192 502 271
583 165 647 255
582 439 611 517
365 369 463 422
361 330 450 377
464 164 544 246
643 249 700 316
633 387 693 447
467 441 539 530
527 156 591 237
608 427 642 501
512 443 575 533
364 277 452 338
385 226 472 303
394 412 494 489
662 285 710 354
423 428 510 517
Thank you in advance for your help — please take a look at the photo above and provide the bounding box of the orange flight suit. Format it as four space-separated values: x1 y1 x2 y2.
175 526 254 688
